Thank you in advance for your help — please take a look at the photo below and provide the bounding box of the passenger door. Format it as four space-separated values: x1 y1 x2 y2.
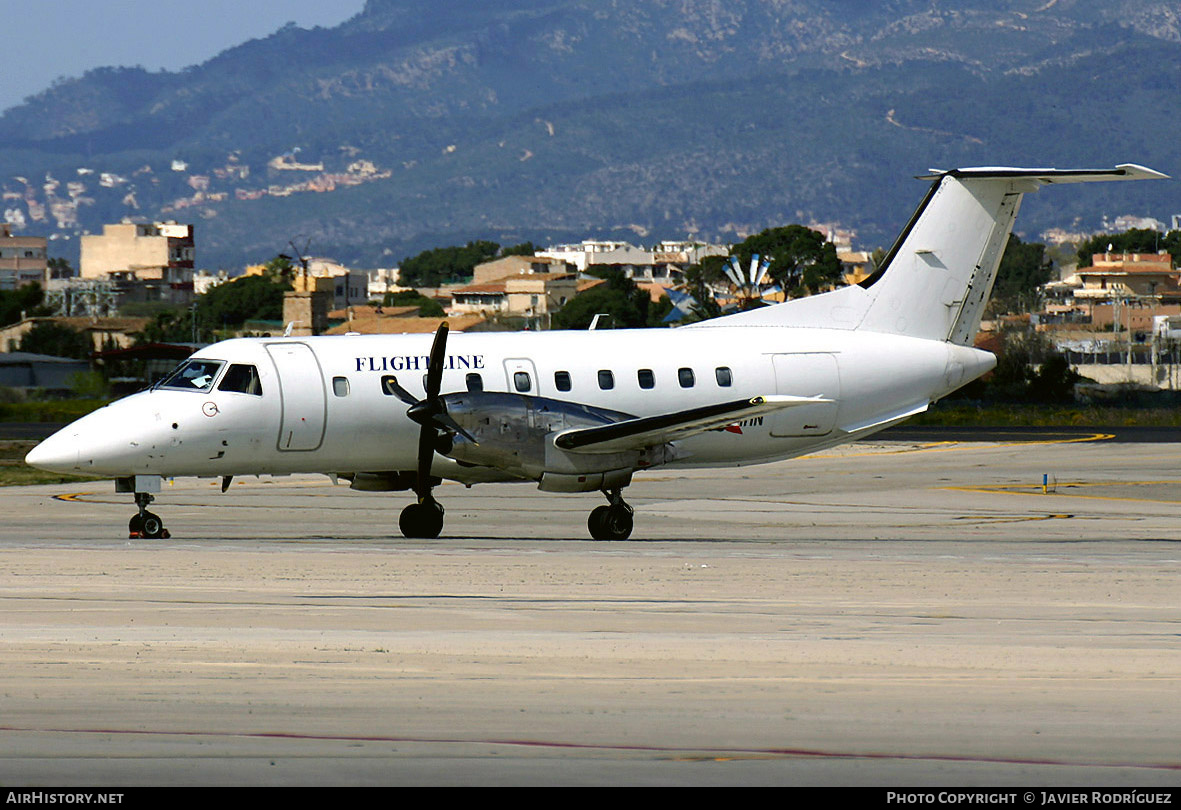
265 342 327 451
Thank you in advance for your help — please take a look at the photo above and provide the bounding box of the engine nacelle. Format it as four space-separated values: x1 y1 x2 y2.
538 468 634 493
439 391 668 484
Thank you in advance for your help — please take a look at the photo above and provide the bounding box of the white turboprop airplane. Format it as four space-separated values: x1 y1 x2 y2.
25 164 1166 540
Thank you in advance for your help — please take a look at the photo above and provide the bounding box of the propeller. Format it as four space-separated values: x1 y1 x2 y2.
384 322 476 504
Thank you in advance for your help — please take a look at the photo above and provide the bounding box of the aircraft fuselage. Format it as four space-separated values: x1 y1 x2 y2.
29 326 991 481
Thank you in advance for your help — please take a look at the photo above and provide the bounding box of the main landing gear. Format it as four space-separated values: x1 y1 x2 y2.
399 494 444 539
128 492 170 540
588 488 633 541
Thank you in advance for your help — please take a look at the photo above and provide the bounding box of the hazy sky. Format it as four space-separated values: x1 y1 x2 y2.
0 0 367 113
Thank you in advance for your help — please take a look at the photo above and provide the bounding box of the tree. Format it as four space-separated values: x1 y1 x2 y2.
382 289 444 317
17 321 92 359
0 283 48 327
133 272 293 345
199 273 291 330
986 328 1080 404
679 257 726 322
552 272 665 330
398 240 501 287
729 225 842 297
990 234 1052 314
135 309 194 345
500 241 536 257
260 254 296 280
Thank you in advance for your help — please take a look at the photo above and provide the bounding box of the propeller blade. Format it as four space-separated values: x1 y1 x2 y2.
435 412 478 445
425 321 449 401
749 254 760 285
415 424 435 500
382 375 419 406
413 321 450 501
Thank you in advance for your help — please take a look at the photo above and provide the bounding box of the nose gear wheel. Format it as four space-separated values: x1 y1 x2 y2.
128 492 170 539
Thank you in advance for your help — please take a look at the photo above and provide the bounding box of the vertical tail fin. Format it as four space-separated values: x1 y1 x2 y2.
857 169 1028 344
705 165 1167 344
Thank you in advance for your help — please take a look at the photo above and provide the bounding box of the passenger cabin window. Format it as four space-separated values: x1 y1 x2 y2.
218 364 264 396
159 359 224 392
637 369 655 390
597 370 615 390
678 367 695 388
554 371 572 392
332 376 350 397
466 373 484 392
715 366 733 387
513 371 532 393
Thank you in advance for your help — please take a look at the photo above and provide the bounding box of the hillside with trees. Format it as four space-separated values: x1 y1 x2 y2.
0 1 1177 269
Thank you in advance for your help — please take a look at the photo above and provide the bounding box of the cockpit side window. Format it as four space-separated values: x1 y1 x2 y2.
217 364 264 396
158 359 224 392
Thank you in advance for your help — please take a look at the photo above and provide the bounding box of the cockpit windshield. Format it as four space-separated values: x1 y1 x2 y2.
157 359 224 392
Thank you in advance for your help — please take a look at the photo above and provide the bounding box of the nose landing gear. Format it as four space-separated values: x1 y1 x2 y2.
588 488 634 540
117 477 170 540
128 492 170 540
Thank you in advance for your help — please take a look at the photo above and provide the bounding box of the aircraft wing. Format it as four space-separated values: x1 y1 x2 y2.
552 395 825 454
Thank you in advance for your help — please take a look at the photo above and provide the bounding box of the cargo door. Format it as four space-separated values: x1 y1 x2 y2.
769 353 839 437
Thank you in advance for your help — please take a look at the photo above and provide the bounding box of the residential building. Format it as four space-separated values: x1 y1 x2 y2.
366 266 402 299
193 269 229 295
837 249 875 286
81 221 194 281
249 257 368 311
472 255 572 284
0 223 48 290
537 240 726 279
1072 252 1180 302
651 240 730 267
325 313 488 336
78 221 195 306
450 273 580 326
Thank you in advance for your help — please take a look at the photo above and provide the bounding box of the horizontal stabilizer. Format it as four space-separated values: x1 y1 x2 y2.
919 164 1168 183
554 395 824 454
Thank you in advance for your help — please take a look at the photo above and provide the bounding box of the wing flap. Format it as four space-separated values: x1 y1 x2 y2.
553 395 826 454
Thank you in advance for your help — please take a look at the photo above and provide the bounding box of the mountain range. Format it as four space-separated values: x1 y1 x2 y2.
1 0 1178 270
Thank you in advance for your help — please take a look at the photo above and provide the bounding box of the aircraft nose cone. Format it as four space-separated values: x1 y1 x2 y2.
24 431 79 473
